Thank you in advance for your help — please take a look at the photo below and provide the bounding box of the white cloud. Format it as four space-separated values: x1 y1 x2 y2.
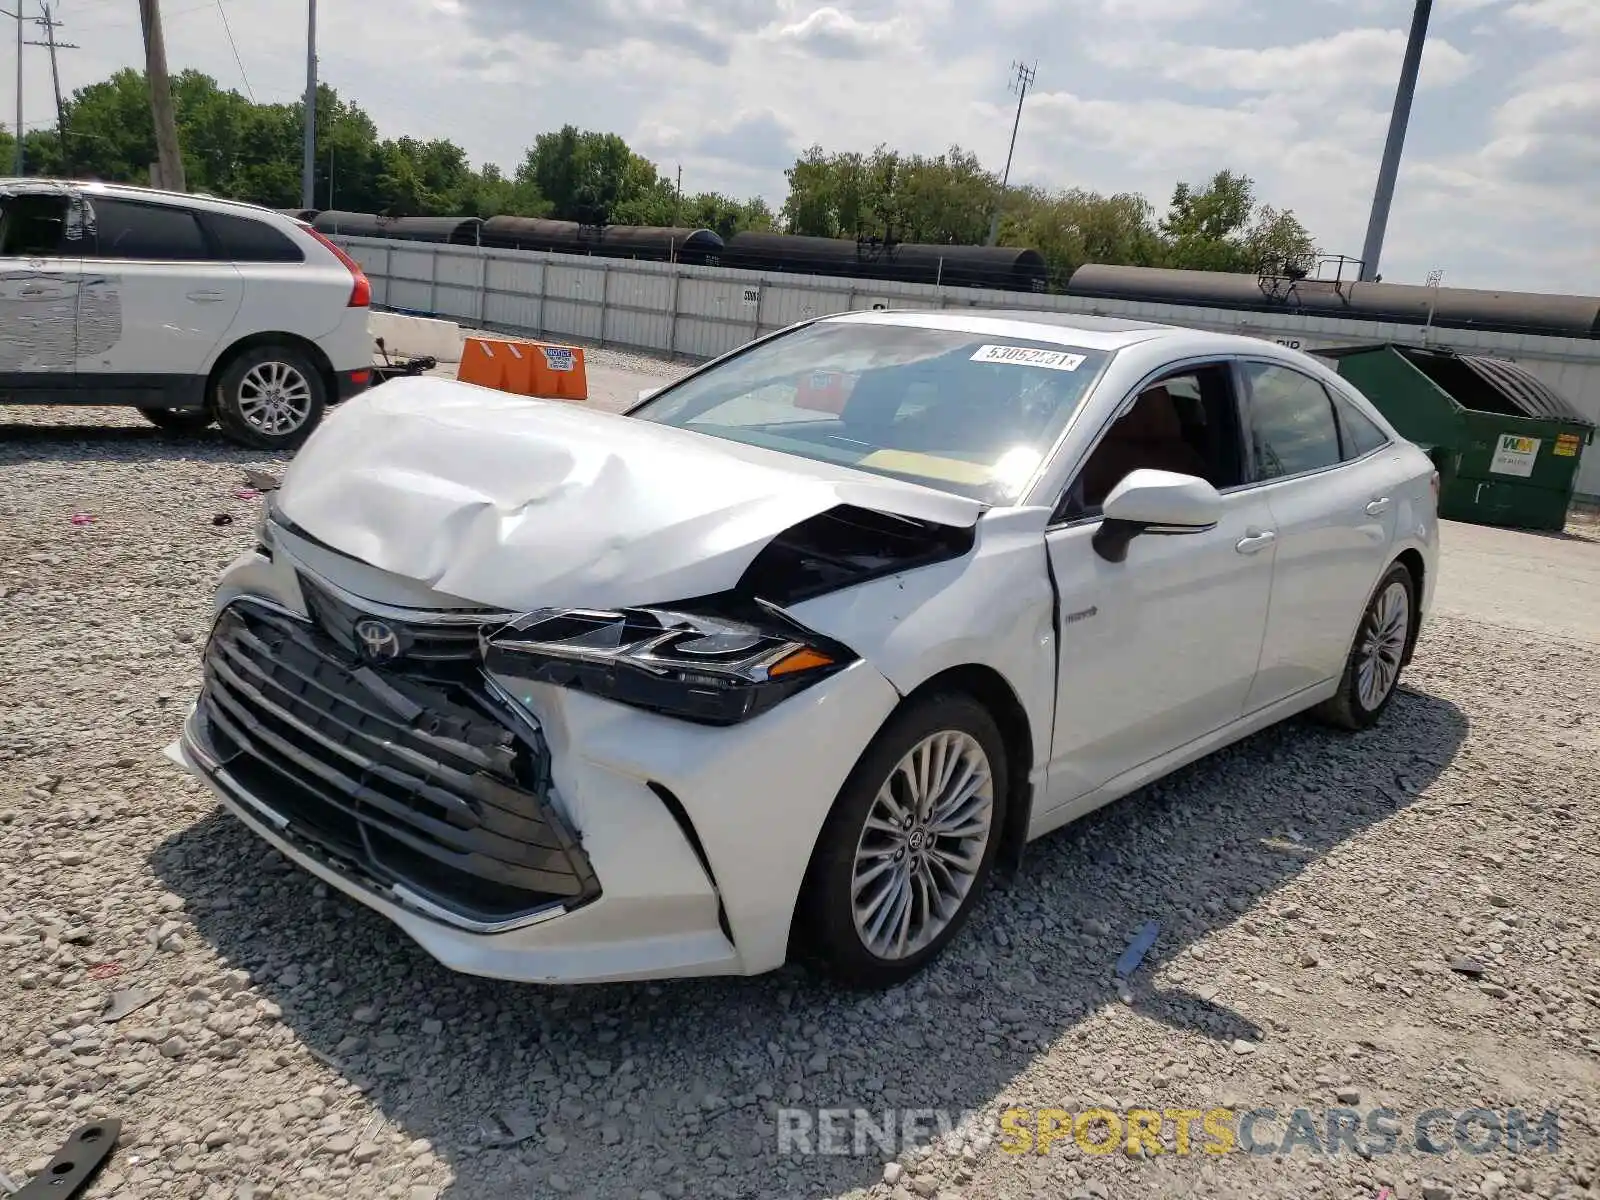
1021 92 1303 170
761 7 911 58
1096 0 1237 20
1506 0 1600 36
6 0 1595 293
1102 27 1475 94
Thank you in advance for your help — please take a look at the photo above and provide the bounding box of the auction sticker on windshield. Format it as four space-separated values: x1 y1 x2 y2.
971 345 1087 372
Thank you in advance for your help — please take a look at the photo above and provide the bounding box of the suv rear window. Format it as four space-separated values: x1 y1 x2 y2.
86 198 210 261
201 211 306 263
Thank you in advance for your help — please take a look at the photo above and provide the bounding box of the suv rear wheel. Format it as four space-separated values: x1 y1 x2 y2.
214 344 327 451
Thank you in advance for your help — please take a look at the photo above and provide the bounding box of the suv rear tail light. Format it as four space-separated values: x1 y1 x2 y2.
1430 470 1440 506
302 224 372 308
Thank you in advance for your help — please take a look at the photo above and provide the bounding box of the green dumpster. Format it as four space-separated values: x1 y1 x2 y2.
1321 343 1596 532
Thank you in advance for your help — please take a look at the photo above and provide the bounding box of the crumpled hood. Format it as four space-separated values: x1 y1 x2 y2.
275 376 985 612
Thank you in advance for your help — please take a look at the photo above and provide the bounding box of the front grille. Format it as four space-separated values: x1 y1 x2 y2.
194 599 600 925
297 571 499 667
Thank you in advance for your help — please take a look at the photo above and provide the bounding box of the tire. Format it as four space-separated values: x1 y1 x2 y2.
137 407 214 435
1313 561 1417 732
213 344 327 452
797 691 1009 989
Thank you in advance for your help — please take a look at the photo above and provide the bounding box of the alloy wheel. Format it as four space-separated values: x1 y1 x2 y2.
237 361 315 436
1356 580 1410 711
850 730 996 961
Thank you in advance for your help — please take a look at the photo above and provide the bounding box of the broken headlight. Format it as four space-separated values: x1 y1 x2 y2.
482 604 857 726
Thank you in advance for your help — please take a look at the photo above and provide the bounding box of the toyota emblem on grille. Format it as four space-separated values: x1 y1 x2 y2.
353 618 402 663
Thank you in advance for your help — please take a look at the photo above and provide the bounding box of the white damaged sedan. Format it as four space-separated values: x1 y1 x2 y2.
166 310 1439 988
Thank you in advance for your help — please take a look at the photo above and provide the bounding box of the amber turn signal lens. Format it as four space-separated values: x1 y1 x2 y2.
768 647 836 677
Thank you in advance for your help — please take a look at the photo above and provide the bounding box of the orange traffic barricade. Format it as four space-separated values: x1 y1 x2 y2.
456 336 509 391
456 337 588 402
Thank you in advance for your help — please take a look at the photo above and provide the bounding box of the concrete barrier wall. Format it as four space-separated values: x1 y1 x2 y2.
367 311 466 363
335 235 1600 498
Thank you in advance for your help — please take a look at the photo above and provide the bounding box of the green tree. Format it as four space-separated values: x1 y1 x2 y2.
895 147 1000 245
1005 187 1165 288
780 143 997 241
518 125 674 226
680 192 775 238
1158 169 1315 273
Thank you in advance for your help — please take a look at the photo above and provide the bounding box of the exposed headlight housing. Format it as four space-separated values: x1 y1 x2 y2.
250 473 284 559
482 602 857 726
254 497 276 559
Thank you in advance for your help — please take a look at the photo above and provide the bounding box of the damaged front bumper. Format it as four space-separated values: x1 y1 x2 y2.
168 558 904 984
185 598 600 930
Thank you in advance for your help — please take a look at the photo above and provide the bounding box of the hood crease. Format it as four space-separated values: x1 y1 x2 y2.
274 377 985 612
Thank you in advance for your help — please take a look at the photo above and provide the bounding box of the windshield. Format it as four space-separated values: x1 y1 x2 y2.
628 320 1112 503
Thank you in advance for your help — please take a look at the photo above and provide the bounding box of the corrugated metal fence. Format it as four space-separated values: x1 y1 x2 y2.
334 235 1600 497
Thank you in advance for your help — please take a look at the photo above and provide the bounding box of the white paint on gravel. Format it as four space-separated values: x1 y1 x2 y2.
3 365 1599 1200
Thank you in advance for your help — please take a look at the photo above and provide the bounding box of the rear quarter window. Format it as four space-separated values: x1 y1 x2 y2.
1331 389 1393 459
201 212 306 263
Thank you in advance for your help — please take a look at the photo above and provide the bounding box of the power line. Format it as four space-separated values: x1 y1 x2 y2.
26 3 80 171
80 1 213 31
212 0 254 102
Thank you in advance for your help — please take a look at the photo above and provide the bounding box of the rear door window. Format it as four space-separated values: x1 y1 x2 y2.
84 198 212 261
1242 362 1344 481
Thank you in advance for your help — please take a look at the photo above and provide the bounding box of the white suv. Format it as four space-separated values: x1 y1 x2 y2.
0 179 373 449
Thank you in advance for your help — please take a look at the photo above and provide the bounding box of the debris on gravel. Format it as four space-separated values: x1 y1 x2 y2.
3 374 1598 1200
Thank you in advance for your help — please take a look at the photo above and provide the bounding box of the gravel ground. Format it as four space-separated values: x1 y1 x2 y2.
2 369 1599 1200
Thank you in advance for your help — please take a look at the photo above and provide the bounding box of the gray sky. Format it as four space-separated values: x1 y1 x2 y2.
12 0 1598 293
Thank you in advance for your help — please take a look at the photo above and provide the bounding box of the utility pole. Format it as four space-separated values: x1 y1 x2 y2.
1360 0 1432 282
986 59 1037 247
301 0 316 210
26 4 78 173
137 0 185 190
674 163 682 226
3 2 21 175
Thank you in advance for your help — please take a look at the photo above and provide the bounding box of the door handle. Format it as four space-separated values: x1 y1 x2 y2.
1236 529 1276 555
1365 497 1393 516
18 285 47 296
186 290 226 302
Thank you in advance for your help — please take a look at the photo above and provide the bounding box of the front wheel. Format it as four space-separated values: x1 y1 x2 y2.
213 344 327 452
797 692 1008 989
1314 562 1416 731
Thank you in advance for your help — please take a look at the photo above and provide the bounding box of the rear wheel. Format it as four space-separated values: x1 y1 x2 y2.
213 344 326 451
1314 561 1416 731
137 407 213 435
798 692 1008 989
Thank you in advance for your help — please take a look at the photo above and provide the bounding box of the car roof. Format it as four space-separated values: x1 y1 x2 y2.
822 307 1239 352
0 176 288 221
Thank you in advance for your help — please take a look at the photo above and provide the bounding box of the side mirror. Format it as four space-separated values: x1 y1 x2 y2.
1092 470 1221 563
